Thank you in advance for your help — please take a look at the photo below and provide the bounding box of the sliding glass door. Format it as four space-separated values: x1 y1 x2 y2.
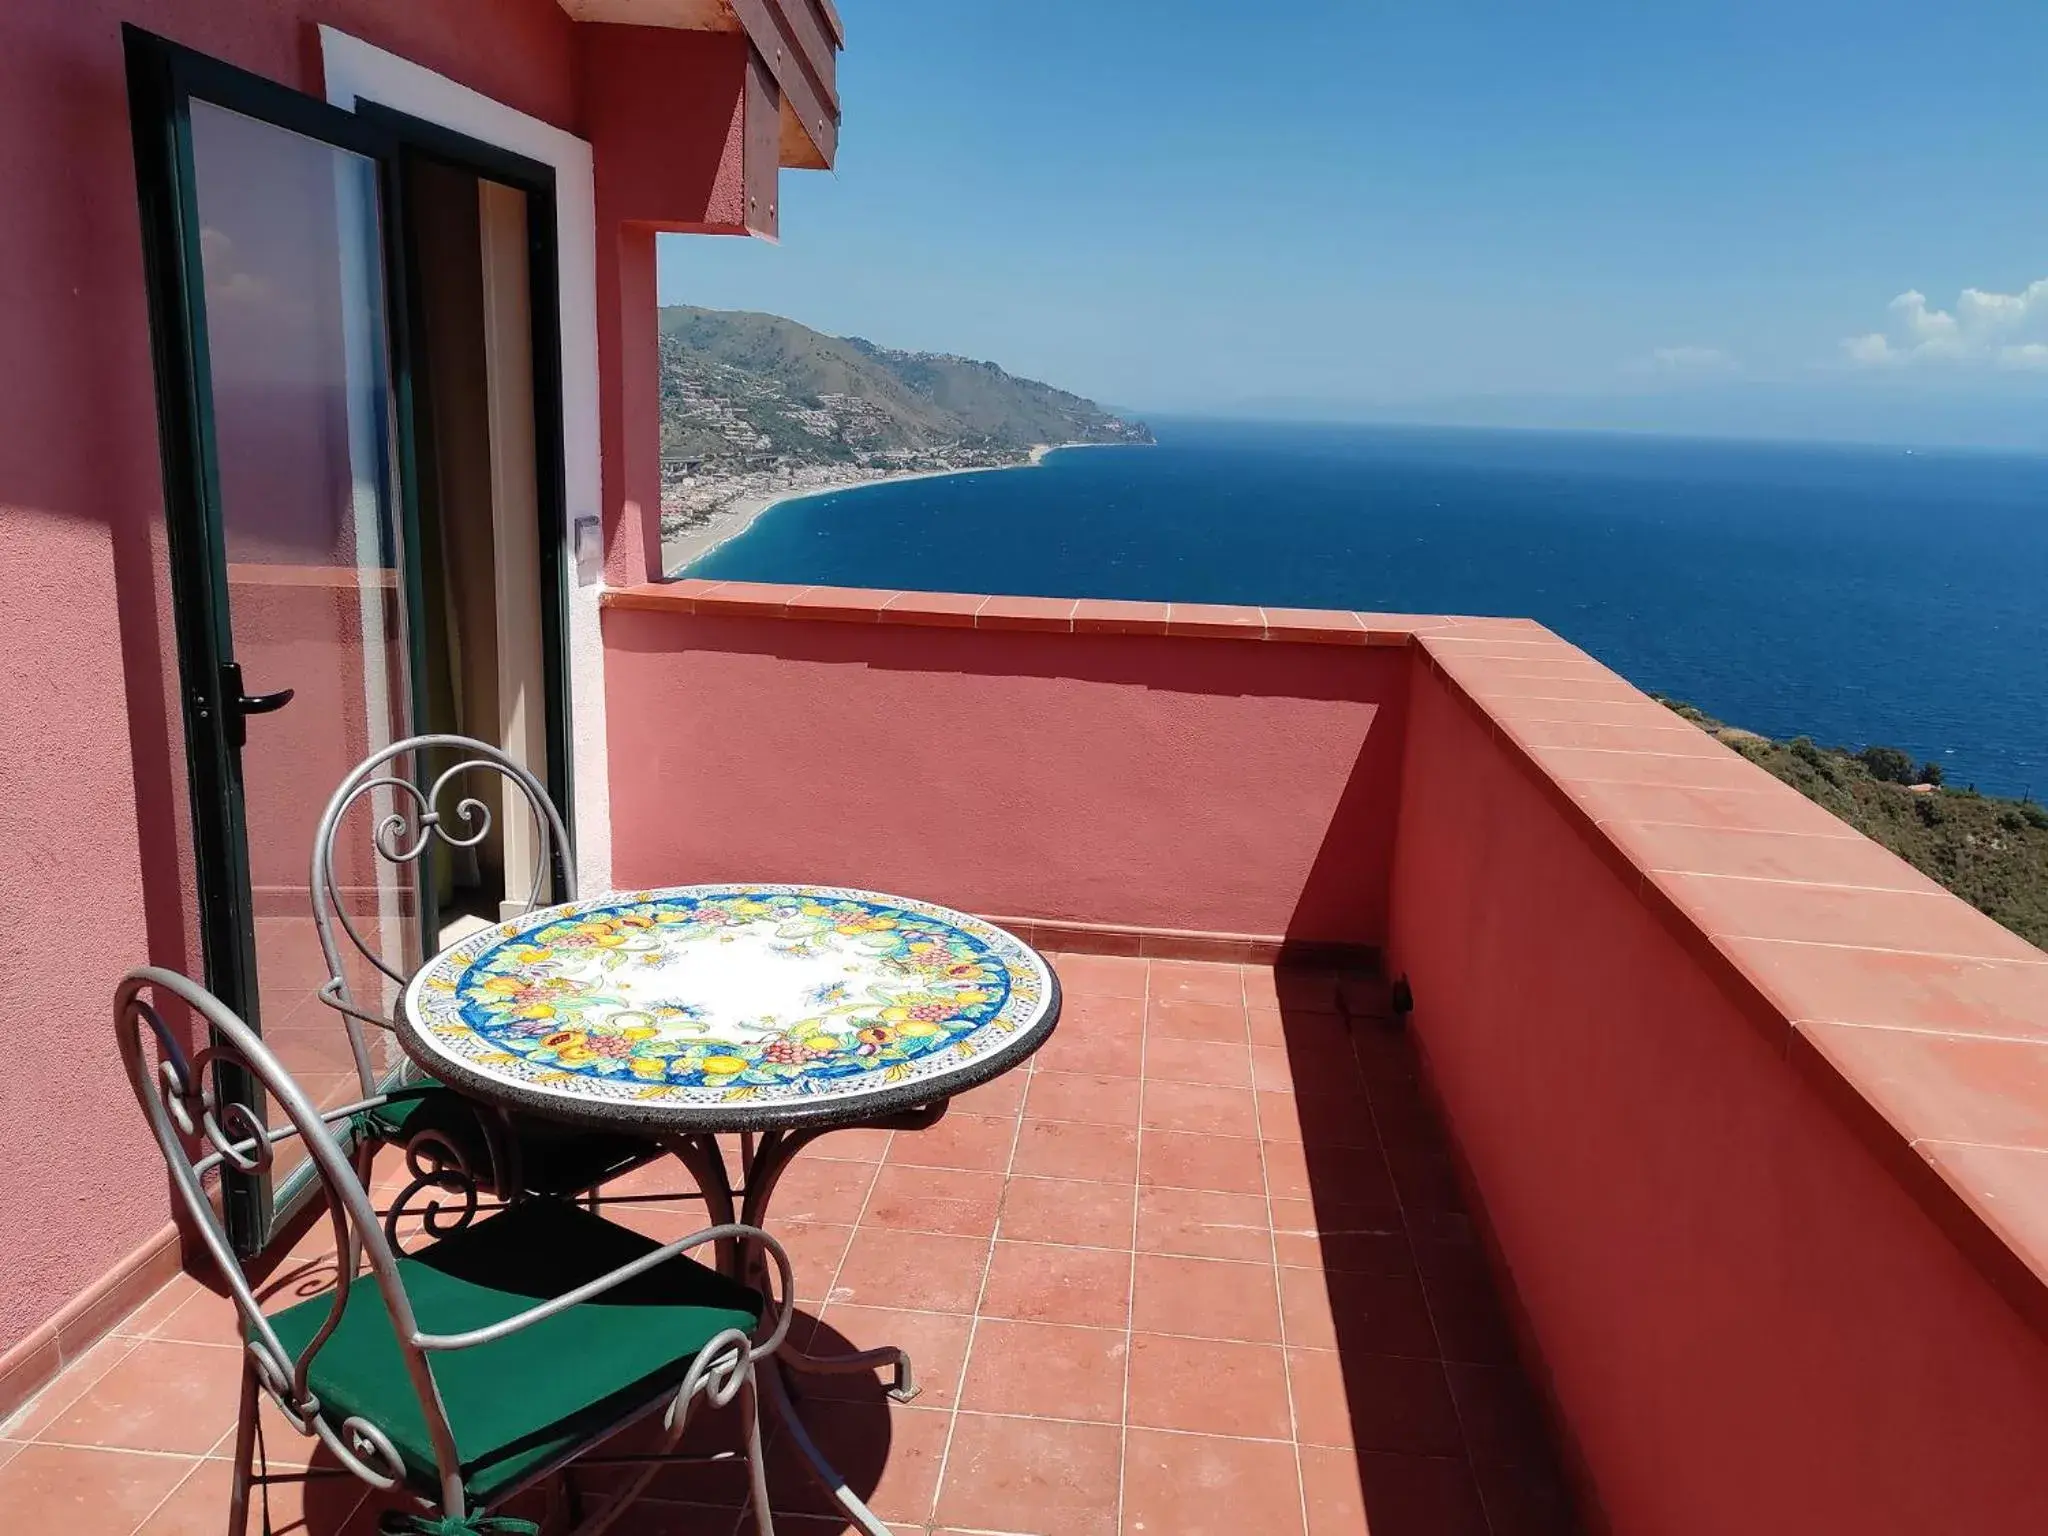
126 26 423 1249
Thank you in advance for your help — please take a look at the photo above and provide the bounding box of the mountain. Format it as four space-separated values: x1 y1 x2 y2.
656 306 1152 472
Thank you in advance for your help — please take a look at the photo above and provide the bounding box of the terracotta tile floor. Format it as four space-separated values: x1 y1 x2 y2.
1 956 1582 1535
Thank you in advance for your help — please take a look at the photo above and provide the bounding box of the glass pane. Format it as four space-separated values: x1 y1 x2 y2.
188 101 417 1180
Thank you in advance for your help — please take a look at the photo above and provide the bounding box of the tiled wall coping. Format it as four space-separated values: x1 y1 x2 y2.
602 578 1529 645
604 577 2048 1338
1411 629 2048 1342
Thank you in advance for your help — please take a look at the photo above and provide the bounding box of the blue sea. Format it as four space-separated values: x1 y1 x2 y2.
688 420 2048 797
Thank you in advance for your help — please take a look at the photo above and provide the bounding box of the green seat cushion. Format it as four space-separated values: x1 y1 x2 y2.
363 1079 452 1138
363 1083 659 1197
261 1199 761 1504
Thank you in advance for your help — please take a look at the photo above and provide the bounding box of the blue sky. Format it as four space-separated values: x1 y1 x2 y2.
657 1 2048 445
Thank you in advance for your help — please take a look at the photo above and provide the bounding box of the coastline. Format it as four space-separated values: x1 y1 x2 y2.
663 441 1121 574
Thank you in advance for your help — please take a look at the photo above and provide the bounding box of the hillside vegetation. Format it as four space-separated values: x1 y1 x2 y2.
657 305 1151 470
1660 699 2048 948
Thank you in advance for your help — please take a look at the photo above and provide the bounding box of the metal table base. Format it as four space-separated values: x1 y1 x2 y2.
665 1105 945 1536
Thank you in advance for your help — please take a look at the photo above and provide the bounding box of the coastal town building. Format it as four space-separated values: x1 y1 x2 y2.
2 4 2048 1535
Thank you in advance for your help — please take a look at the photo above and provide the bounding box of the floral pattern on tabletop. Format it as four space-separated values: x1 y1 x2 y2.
406 886 1051 1113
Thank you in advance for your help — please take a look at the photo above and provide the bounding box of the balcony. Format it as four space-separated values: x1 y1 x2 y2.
0 954 1573 1535
8 579 2048 1534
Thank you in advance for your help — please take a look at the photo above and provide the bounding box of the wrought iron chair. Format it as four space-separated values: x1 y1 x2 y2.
312 734 662 1227
117 966 792 1536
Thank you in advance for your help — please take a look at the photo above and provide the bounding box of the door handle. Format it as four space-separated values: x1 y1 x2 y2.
220 661 294 750
239 686 295 715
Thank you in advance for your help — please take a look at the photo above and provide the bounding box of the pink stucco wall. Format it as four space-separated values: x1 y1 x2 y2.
600 604 1411 946
1386 645 2048 1534
0 0 577 1359
0 0 820 1366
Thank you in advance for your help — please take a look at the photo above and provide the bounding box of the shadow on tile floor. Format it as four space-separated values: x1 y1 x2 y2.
1271 968 1584 1536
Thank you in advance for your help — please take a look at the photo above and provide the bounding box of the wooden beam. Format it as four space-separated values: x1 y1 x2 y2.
778 95 827 171
727 0 839 168
814 0 844 49
758 0 839 113
744 44 782 239
557 1 737 28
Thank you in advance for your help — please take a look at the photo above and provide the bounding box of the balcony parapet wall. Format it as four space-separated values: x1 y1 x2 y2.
605 577 2048 1533
1396 630 2048 1332
597 581 1499 956
1390 626 2048 1533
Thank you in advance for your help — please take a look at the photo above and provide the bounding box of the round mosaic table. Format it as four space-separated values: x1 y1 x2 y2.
397 883 1061 1534
401 883 1058 1130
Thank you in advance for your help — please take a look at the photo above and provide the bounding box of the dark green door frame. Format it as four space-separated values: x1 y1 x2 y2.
124 27 575 1255
355 103 577 847
125 23 424 1253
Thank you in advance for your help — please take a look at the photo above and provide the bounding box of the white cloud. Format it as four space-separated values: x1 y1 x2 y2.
1842 278 2048 369
1635 344 1738 378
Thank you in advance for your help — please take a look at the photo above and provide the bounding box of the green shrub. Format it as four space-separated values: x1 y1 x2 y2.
1789 737 1843 785
1858 745 1917 784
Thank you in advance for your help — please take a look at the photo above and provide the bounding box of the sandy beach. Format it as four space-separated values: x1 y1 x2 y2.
662 442 1082 575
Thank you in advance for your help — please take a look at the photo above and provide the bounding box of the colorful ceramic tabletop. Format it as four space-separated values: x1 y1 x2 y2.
398 884 1060 1131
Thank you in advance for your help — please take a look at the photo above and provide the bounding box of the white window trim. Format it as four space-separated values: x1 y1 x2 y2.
319 26 612 897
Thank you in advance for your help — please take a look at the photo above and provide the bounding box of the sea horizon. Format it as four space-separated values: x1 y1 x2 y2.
685 417 2048 796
